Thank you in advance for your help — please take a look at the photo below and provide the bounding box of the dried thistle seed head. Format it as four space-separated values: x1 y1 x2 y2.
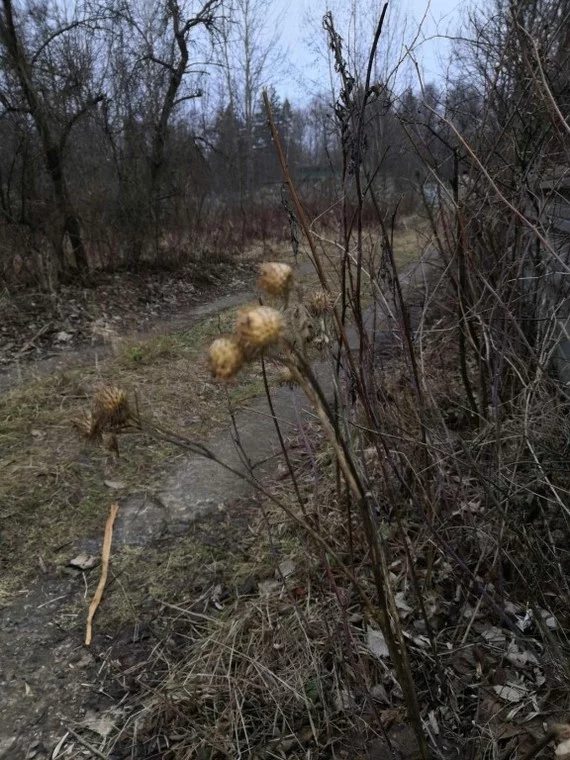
208 337 244 380
308 289 332 316
257 262 293 297
92 386 130 428
278 366 297 387
235 306 284 351
71 410 102 443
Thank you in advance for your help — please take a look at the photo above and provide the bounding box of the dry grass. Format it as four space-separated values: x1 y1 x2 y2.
100 485 421 760
270 216 432 301
93 247 570 759
101 321 570 760
0 305 266 600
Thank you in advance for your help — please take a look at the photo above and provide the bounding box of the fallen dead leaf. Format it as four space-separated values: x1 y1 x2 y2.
493 683 529 703
51 732 70 759
505 642 539 669
367 627 389 659
277 560 295 579
482 626 507 646
82 710 116 738
104 479 126 490
428 710 440 735
395 591 413 616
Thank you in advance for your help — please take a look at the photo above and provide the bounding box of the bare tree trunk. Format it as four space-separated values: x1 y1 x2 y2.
0 0 89 282
142 0 219 269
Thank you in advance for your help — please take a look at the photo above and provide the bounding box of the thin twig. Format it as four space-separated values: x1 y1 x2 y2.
65 727 109 760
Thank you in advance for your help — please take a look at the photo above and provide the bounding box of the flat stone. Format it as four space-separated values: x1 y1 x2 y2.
112 493 168 547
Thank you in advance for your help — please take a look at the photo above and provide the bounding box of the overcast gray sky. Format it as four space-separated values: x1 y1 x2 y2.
268 0 468 103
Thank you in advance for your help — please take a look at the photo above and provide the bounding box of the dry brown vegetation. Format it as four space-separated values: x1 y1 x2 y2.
3 0 570 758
0 302 269 599
86 2 570 758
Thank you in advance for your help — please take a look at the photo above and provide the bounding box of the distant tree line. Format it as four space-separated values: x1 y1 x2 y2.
1 0 568 287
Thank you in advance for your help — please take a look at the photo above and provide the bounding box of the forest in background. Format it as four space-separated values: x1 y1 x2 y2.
0 0 569 287
0 0 493 287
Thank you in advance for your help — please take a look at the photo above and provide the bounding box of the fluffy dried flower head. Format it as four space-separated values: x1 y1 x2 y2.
71 410 102 443
208 337 244 381
278 366 297 387
258 262 293 297
308 289 332 316
92 386 130 429
235 306 284 352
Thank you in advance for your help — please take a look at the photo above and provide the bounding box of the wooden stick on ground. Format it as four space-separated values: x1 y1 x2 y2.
85 502 120 646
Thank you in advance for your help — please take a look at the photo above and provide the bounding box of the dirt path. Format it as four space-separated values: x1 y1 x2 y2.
0 381 315 759
0 290 253 396
0 269 319 759
0 251 438 759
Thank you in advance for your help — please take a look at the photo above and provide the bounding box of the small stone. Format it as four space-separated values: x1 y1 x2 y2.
68 553 99 571
0 737 17 759
276 560 295 579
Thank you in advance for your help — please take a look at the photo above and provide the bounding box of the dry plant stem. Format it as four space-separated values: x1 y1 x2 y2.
363 419 520 635
264 89 427 758
380 203 425 415
352 4 389 322
454 176 481 420
264 85 384 462
286 360 429 760
514 14 570 137
321 552 396 754
322 12 360 339
262 90 365 401
260 355 306 515
262 89 329 293
85 502 120 646
224 385 258 475
426 103 568 271
65 727 109 760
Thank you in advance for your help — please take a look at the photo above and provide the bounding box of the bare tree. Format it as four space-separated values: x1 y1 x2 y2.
214 0 284 199
109 0 222 267
0 0 104 281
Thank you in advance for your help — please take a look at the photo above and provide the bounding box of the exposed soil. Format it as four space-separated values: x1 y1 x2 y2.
0 243 444 760
0 499 263 760
1 255 266 759
0 258 255 392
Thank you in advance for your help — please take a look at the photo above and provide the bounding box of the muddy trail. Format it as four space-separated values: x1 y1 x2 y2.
0 275 254 396
0 252 436 759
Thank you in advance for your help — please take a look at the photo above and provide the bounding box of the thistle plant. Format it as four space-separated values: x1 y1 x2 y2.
72 384 139 456
257 261 293 298
208 337 244 381
206 262 312 383
234 305 284 355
